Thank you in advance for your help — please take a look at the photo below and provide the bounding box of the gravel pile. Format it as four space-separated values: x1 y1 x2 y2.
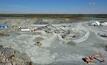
0 45 32 65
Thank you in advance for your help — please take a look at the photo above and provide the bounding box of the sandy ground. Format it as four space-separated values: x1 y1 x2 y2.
0 21 107 65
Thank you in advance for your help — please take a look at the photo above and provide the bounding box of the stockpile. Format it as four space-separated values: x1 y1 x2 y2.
0 45 32 65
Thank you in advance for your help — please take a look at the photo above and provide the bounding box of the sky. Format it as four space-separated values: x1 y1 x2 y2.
0 0 107 14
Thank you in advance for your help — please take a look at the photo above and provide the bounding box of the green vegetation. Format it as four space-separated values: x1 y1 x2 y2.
0 14 107 18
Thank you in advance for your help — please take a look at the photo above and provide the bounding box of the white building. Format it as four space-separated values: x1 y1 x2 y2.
20 28 31 32
101 22 107 26
19 27 31 32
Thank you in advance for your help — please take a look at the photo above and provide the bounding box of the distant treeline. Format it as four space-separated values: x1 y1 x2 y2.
0 14 107 18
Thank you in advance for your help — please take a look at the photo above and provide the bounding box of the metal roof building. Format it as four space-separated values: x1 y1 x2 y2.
0 24 8 29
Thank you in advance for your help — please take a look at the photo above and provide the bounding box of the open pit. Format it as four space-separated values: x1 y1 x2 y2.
0 17 107 65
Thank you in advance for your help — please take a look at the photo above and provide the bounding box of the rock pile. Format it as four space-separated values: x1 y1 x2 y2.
0 45 32 65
